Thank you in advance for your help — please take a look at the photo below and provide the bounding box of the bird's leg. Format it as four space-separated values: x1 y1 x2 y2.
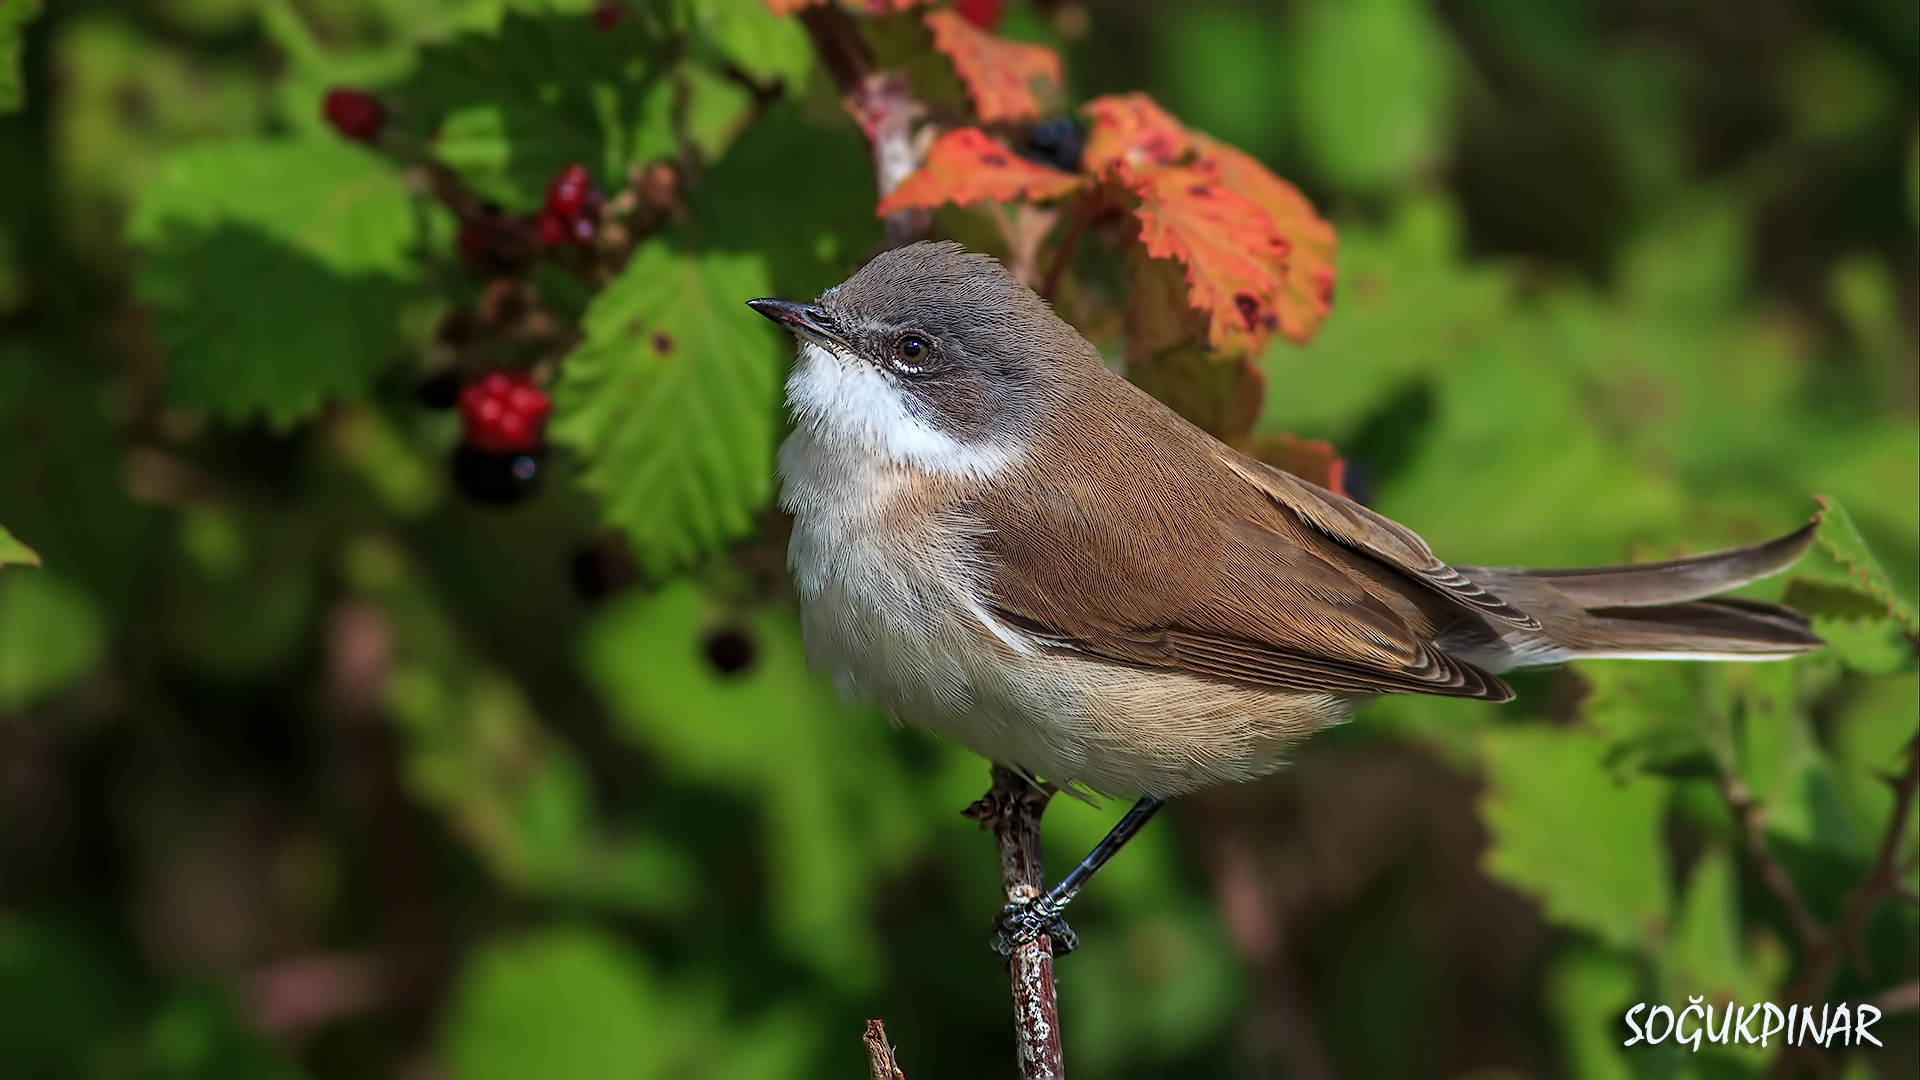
992 795 1165 956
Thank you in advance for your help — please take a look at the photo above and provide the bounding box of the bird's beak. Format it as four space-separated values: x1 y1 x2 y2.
746 298 849 351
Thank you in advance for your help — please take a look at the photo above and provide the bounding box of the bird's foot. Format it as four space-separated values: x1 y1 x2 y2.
991 896 1079 957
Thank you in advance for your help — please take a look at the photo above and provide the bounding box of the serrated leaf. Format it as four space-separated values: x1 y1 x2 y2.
551 242 782 576
405 11 667 210
1667 846 1773 1007
1128 163 1291 357
0 0 37 113
137 226 405 425
1479 726 1670 952
877 127 1083 215
699 0 813 88
0 526 39 570
924 9 1061 124
0 569 105 711
1812 494 1915 630
1081 93 1196 182
130 138 419 276
1199 141 1338 344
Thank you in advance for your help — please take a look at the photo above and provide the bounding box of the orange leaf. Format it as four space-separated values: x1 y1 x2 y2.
1253 433 1349 498
1198 142 1338 344
1080 93 1195 181
761 0 821 14
924 10 1062 124
1126 164 1290 356
876 128 1083 215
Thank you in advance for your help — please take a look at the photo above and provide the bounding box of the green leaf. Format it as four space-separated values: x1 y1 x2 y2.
1666 846 1776 1006
136 227 405 425
405 11 668 210
0 569 105 711
693 101 883 301
0 0 36 113
1579 661 1723 774
0 916 125 1074
580 582 933 985
0 525 38 569
442 926 814 1080
551 242 782 576
696 0 814 89
129 138 419 277
1479 726 1670 952
1811 493 1915 631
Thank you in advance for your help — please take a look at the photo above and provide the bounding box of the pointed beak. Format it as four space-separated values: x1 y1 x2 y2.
746 298 848 351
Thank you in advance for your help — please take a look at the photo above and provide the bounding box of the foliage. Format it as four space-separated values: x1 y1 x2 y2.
0 1 1915 1079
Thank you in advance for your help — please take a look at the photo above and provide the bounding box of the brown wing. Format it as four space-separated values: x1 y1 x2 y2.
972 375 1516 701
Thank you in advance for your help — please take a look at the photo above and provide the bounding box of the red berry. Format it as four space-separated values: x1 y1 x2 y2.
955 0 1003 31
546 164 592 218
322 89 385 143
459 370 550 454
590 4 625 32
536 212 568 248
569 216 596 246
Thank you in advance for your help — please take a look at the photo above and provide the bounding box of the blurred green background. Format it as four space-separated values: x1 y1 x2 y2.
0 1 1915 1078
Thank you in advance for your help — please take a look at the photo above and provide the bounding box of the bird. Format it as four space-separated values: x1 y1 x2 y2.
747 241 1820 953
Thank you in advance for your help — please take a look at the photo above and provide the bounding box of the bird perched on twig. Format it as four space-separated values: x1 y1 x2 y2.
749 241 1820 953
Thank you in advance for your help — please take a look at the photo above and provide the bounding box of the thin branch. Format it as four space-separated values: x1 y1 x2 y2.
863 1019 907 1080
1720 772 1825 952
963 766 1066 1080
1781 734 1920 1003
799 3 931 249
1038 191 1097 301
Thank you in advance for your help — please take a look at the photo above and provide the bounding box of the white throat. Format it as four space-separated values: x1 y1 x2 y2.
780 341 1017 478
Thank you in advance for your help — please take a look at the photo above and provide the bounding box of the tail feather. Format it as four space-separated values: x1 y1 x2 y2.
1508 522 1817 608
1452 522 1824 670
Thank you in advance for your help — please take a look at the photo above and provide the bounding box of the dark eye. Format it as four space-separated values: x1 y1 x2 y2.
893 334 930 369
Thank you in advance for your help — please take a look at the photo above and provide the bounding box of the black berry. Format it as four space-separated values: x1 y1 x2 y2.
1023 116 1084 172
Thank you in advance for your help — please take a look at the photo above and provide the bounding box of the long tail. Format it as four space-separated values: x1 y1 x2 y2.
1451 523 1822 671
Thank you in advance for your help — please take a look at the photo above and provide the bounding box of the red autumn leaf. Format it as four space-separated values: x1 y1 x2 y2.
1125 164 1290 357
876 127 1083 215
1198 142 1338 344
1080 93 1195 181
924 10 1062 124
1253 433 1349 499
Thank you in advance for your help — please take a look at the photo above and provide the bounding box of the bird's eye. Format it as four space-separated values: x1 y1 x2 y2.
892 334 931 370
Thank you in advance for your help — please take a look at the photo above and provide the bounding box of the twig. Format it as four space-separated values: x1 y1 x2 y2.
963 766 1066 1080
863 1019 907 1080
799 3 931 248
1720 772 1825 951
1038 191 1097 301
1869 979 1919 1016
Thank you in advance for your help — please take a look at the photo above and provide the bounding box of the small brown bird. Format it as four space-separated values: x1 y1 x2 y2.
749 241 1819 952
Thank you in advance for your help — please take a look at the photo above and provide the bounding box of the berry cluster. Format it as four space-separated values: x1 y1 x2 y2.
322 89 384 143
536 164 604 249
1023 116 1084 172
439 370 552 505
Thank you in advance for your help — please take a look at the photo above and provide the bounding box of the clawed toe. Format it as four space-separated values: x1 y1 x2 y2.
991 897 1079 957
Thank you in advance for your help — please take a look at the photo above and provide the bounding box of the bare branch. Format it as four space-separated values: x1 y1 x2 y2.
863 1019 907 1080
963 766 1066 1080
1720 772 1826 952
798 3 931 248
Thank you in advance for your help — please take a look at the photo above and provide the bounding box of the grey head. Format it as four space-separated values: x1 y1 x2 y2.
747 242 1089 467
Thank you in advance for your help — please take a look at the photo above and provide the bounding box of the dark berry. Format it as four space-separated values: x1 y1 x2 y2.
455 207 540 277
1024 116 1083 172
456 222 490 270
955 0 1003 31
569 216 596 246
703 628 756 676
416 372 460 409
458 370 551 454
323 89 385 143
451 445 542 506
536 211 568 248
590 4 625 31
546 164 593 219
